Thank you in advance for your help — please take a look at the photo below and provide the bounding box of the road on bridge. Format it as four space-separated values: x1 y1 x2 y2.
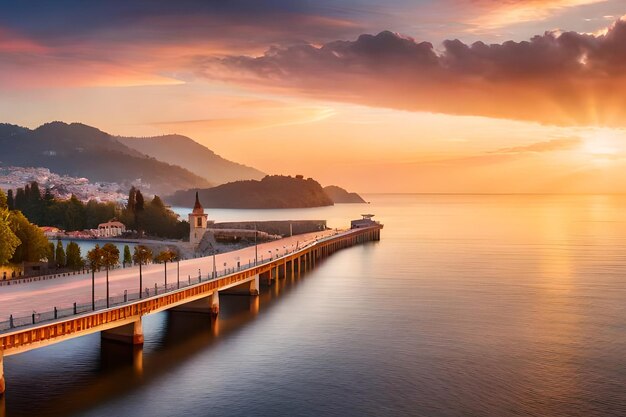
0 230 339 321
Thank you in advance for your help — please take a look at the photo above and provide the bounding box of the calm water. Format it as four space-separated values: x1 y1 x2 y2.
3 194 626 417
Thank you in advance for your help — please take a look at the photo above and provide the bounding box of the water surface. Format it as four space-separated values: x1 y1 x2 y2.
3 194 626 416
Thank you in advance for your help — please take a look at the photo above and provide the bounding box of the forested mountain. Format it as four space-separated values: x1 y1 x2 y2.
118 135 264 185
0 122 210 195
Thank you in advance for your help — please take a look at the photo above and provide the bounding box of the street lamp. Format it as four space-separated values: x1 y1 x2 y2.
254 224 258 266
213 249 218 278
91 263 95 311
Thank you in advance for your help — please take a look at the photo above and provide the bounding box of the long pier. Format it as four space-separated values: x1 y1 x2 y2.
0 224 382 395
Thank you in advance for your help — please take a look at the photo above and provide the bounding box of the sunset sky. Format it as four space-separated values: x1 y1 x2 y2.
2 0 626 193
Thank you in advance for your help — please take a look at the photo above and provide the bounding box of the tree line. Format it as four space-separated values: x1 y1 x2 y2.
7 182 189 239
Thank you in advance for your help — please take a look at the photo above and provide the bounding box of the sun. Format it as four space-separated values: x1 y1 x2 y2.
581 130 621 157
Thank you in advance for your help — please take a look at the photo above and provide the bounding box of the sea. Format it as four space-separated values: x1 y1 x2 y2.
3 194 626 417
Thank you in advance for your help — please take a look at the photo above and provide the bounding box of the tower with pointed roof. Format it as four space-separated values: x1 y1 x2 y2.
189 192 209 246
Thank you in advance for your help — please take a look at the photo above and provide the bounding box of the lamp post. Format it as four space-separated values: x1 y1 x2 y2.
91 265 95 311
254 224 258 266
212 250 217 278
139 260 143 298
164 259 168 289
177 259 180 289
103 255 109 309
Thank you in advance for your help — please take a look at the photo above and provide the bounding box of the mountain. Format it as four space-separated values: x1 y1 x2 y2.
167 175 334 209
0 122 210 195
118 135 265 185
323 185 366 203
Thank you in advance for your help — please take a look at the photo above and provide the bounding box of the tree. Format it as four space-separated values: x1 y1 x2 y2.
101 243 119 308
8 211 49 264
66 242 83 270
55 239 66 268
7 189 14 210
87 244 104 271
155 249 177 264
0 190 20 265
47 242 55 264
155 249 177 287
123 245 132 267
132 245 153 265
101 243 119 270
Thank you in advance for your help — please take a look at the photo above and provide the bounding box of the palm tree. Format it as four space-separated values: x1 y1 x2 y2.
101 243 119 308
133 245 153 298
155 249 177 289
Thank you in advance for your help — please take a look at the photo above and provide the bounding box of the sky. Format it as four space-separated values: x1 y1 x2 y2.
2 0 626 193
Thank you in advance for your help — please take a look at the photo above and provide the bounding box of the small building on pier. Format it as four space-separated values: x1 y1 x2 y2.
351 214 377 229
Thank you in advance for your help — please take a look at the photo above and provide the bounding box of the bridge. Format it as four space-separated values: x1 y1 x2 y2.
0 224 382 395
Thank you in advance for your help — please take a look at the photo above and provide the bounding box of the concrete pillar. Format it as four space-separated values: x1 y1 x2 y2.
282 262 287 279
290 260 295 278
250 275 260 296
0 349 4 395
209 291 220 317
101 318 144 345
172 292 218 317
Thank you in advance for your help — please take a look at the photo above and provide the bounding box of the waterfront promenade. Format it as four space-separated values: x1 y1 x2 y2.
0 230 335 320
0 224 382 395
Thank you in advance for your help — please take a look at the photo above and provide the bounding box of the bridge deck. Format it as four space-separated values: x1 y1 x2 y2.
0 225 382 357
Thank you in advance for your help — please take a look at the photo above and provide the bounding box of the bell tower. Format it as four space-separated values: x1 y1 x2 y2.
189 192 209 246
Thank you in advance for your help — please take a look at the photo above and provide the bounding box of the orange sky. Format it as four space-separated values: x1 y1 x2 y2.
2 1 626 193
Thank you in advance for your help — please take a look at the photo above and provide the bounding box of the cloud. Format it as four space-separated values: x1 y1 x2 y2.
491 137 582 153
457 0 607 29
198 17 626 127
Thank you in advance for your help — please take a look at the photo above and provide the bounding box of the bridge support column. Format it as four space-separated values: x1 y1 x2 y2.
250 275 260 296
172 291 219 317
0 349 5 395
101 318 144 345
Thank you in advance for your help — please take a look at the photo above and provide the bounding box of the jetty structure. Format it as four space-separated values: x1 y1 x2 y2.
0 210 382 395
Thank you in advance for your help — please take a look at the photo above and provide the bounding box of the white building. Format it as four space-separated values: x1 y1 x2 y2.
189 192 212 246
97 220 126 237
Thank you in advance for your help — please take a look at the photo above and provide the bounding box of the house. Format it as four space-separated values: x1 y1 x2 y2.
97 220 126 237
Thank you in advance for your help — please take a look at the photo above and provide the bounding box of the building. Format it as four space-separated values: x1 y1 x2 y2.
351 214 378 229
189 192 213 246
97 220 126 237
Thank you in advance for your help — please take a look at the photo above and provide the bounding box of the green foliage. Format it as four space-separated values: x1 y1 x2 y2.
123 245 132 266
0 190 21 265
10 181 121 231
55 239 66 267
87 244 104 271
132 245 153 265
66 242 83 270
10 182 188 239
8 210 49 263
101 243 119 269
47 242 55 263
155 249 177 264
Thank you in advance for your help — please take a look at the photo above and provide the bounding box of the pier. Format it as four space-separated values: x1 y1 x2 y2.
0 224 382 395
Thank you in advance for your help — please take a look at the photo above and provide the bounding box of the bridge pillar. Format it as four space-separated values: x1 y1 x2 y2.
101 318 144 345
172 291 219 317
250 274 260 296
0 349 4 395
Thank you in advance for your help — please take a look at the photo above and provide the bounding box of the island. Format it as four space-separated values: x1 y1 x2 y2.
323 185 367 204
167 175 335 209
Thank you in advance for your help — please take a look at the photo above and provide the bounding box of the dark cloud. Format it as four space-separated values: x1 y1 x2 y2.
201 19 626 127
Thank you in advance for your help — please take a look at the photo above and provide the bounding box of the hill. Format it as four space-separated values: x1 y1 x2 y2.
167 175 334 209
323 185 366 203
0 122 211 195
118 135 264 185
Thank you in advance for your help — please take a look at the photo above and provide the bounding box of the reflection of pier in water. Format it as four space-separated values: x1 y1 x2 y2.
2 258 329 417
0 225 382 416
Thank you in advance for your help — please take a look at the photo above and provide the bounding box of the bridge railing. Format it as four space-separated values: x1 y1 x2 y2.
0 231 356 334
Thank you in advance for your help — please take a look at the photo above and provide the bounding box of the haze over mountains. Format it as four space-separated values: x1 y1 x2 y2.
118 135 264 185
0 122 264 195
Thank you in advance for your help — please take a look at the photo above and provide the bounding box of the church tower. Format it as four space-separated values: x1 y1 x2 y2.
189 192 209 246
